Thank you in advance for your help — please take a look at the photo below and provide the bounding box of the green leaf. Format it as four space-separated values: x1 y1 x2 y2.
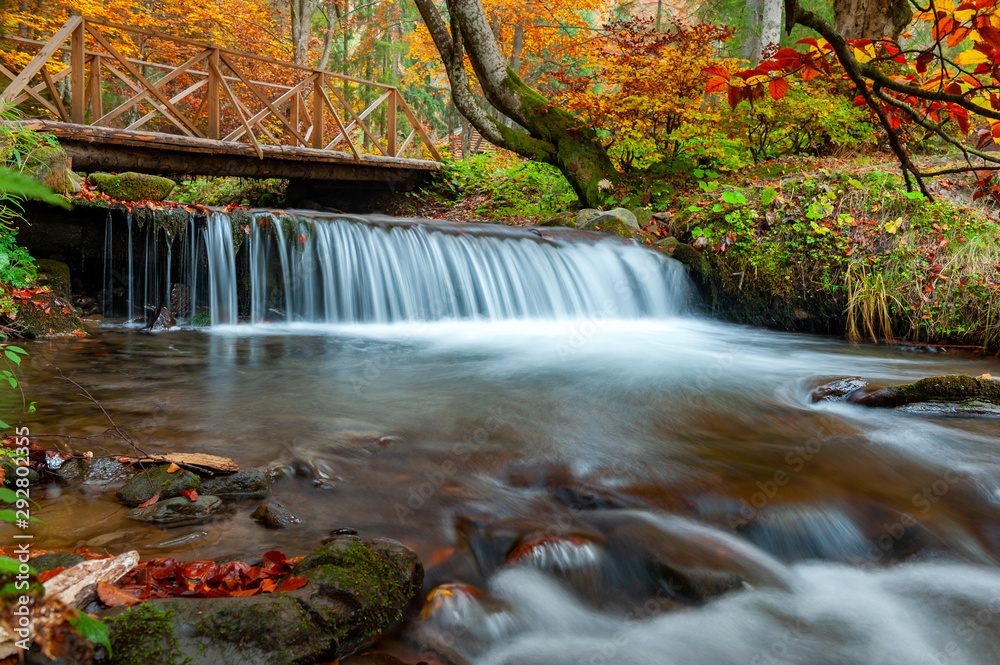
0 488 16 503
761 187 778 206
848 179 864 189
0 556 32 575
4 346 27 355
0 508 39 523
69 612 112 655
7 377 16 388
4 350 20 365
0 167 71 209
27 401 35 413
0 419 9 429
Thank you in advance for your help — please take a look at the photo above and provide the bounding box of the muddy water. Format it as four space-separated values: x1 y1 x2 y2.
7 317 1000 664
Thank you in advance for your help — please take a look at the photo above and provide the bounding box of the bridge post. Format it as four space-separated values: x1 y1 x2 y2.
71 19 86 124
312 73 324 149
208 49 220 140
387 89 397 157
89 55 103 121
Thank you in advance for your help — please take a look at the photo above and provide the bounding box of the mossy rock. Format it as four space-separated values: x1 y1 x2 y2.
847 374 1000 409
200 468 269 497
11 287 85 337
1 456 40 486
537 211 576 228
579 213 634 238
90 172 175 202
34 258 71 298
631 206 653 228
100 537 423 665
24 144 69 193
30 551 86 573
115 465 200 507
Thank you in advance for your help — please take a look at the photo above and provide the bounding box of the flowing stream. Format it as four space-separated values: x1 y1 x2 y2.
8 211 1000 664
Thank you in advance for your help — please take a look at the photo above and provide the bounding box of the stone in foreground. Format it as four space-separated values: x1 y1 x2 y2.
102 536 423 665
90 171 175 201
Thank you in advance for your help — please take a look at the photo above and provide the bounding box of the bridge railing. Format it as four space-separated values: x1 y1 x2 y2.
0 16 442 162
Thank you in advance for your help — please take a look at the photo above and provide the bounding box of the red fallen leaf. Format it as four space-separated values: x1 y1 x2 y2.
181 489 199 502
229 587 261 597
262 550 286 563
209 561 251 584
299 234 307 243
930 264 944 271
37 567 67 583
97 581 141 607
260 578 277 593
278 576 308 592
183 561 215 582
147 558 182 580
137 493 160 508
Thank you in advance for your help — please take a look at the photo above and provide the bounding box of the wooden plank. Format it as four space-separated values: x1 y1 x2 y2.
88 54 102 121
395 91 443 161
319 87 360 160
0 63 64 120
218 52 310 146
325 88 389 156
100 61 199 138
70 20 85 124
85 23 204 137
126 78 207 131
0 15 83 104
94 48 210 128
209 58 262 158
126 452 239 474
207 49 219 139
387 88 397 157
222 74 312 146
312 73 324 149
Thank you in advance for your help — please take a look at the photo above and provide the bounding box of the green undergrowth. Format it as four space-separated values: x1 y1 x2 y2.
172 176 286 208
401 151 578 221
672 167 1000 352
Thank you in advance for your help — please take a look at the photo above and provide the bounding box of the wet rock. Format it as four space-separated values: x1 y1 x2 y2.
201 468 270 498
23 144 70 193
1 457 39 486
89 172 175 202
146 305 176 330
125 495 222 524
29 551 86 574
115 465 200 507
11 288 86 337
102 537 423 664
251 500 301 527
56 456 137 487
575 208 602 226
631 206 653 228
810 377 868 402
846 374 1000 410
170 283 190 314
34 259 71 298
579 213 634 238
537 211 576 228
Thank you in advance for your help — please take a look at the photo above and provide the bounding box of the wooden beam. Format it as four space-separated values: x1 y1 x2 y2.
387 88 397 157
40 67 69 122
84 23 204 137
0 15 82 104
318 87 360 161
312 73 324 149
207 49 219 139
0 62 64 120
208 58 262 158
88 54 102 121
221 75 312 145
218 53 309 146
325 88 390 156
126 79 207 131
70 20 86 123
99 61 199 138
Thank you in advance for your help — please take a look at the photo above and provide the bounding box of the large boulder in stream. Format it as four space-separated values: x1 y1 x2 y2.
814 374 1000 413
102 535 423 665
115 465 200 507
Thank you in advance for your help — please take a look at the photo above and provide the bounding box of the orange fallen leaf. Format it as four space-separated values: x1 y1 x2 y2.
278 576 308 592
38 567 67 583
166 463 181 473
137 493 160 508
181 489 199 502
97 581 141 607
982 373 994 380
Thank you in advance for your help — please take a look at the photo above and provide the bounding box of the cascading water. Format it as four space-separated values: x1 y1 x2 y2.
105 210 692 325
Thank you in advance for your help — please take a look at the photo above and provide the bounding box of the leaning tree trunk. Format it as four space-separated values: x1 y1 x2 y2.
834 0 912 40
413 0 620 207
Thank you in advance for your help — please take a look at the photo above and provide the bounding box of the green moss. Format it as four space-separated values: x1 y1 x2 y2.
90 172 175 202
852 374 1000 408
106 604 191 665
12 290 85 337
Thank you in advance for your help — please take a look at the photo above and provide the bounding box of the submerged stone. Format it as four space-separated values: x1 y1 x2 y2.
115 465 200 507
125 495 222 524
251 500 300 527
810 377 868 402
846 374 1000 410
201 468 269 498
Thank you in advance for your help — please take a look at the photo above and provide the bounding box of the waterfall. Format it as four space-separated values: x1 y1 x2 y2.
106 211 693 325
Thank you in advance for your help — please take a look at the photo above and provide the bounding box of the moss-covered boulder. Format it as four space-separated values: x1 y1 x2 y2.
24 144 70 193
115 465 200 507
34 258 71 298
579 213 634 238
845 374 1000 410
199 468 269 498
537 211 576 228
90 172 175 202
29 551 86 574
101 536 423 665
11 289 85 338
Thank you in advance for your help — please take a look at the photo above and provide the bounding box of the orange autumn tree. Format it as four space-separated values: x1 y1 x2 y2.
554 17 741 198
706 0 1000 199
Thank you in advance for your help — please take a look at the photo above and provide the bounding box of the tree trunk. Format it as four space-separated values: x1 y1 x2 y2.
760 0 782 56
289 0 317 65
834 0 911 40
412 0 620 207
741 0 764 63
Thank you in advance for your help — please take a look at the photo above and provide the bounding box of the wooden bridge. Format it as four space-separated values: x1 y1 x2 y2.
0 16 442 188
